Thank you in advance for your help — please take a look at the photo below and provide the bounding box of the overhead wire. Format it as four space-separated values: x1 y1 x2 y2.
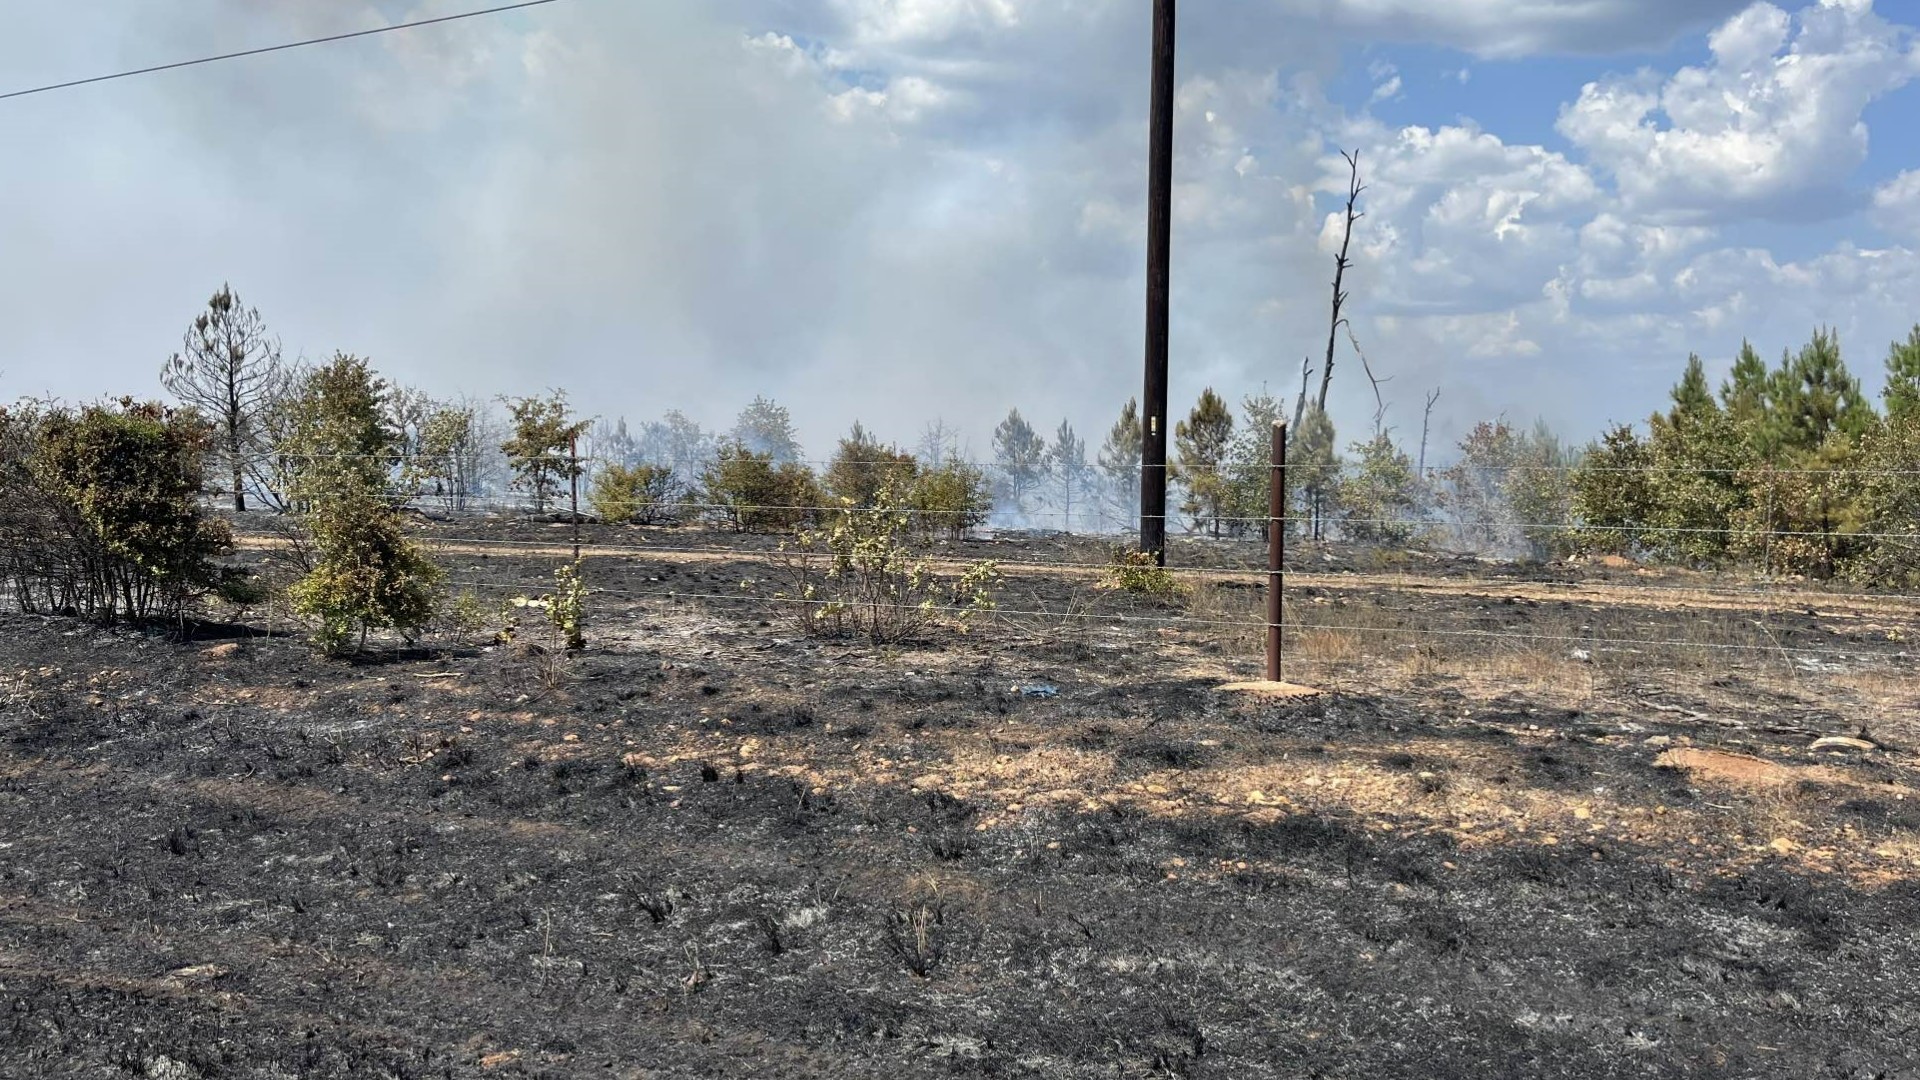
0 0 563 103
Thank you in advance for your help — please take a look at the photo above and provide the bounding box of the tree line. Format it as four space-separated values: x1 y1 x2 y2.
8 282 1920 656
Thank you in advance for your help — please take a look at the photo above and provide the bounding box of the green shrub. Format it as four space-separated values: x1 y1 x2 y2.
909 461 993 539
1103 548 1185 598
772 483 998 643
701 442 820 533
589 463 679 524
0 399 233 624
282 356 441 654
824 422 918 509
501 561 588 653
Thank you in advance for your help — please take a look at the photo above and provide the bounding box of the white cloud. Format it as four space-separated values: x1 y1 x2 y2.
1311 0 1753 58
1874 170 1920 240
1557 0 1920 222
1335 123 1600 315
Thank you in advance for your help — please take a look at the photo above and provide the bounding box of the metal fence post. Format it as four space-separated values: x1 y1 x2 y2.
1267 421 1286 682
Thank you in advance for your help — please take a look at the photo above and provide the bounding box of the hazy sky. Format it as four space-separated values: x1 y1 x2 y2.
3 0 1919 460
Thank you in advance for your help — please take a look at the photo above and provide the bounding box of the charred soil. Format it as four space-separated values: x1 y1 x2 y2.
3 522 1919 1078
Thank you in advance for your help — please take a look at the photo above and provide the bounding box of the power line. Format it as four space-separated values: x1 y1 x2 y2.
0 0 563 103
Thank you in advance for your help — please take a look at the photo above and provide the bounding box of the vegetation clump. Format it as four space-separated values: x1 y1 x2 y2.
773 482 998 643
282 356 441 655
0 399 235 624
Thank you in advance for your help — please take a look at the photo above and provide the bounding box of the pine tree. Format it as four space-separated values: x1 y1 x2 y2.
1768 328 1873 456
1096 399 1142 531
1669 354 1719 427
731 396 801 463
992 409 1049 519
1290 406 1340 541
1047 420 1088 531
1340 431 1421 545
1882 325 1920 422
1721 339 1771 450
824 421 916 509
1174 389 1235 537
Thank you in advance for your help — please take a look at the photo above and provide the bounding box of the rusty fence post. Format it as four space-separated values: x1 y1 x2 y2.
1267 421 1286 682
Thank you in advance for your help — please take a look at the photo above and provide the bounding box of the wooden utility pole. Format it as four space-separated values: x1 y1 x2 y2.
1139 0 1176 565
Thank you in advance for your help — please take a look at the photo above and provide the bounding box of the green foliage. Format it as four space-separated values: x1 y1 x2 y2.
502 561 588 653
1174 388 1236 537
1763 328 1873 458
1569 424 1655 556
772 482 999 644
1439 419 1573 559
701 442 820 533
1288 406 1342 541
731 396 801 463
908 461 994 540
1848 410 1920 586
1644 403 1753 564
824 422 917 509
1882 326 1920 422
1729 433 1867 579
589 462 679 525
0 399 233 623
417 403 482 512
1103 548 1185 598
501 391 590 514
992 409 1049 514
1339 431 1424 546
1721 339 1770 433
283 356 441 655
1097 398 1143 528
1220 391 1284 540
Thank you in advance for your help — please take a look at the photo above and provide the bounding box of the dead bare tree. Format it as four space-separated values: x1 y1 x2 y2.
1418 389 1441 475
1289 151 1366 451
1289 355 1314 441
161 284 282 512
1349 324 1392 437
1315 150 1365 419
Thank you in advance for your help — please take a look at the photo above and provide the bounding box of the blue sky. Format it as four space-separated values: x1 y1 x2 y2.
2 0 1919 458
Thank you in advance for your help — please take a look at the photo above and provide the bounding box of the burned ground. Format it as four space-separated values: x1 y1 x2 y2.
3 523 1920 1078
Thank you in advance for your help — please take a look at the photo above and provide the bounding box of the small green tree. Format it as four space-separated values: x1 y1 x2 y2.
0 400 234 624
1289 405 1340 541
732 396 802 463
1097 398 1143 530
1570 424 1655 555
701 442 820 533
283 356 441 655
1339 431 1422 545
1881 325 1920 422
1174 388 1235 538
992 409 1049 517
1222 390 1284 539
1848 409 1920 586
417 402 483 512
772 481 998 644
824 422 917 509
501 391 590 515
589 462 679 524
909 460 994 540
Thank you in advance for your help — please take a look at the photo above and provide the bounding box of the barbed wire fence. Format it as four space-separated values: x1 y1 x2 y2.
16 445 1919 714
0 449 1896 704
